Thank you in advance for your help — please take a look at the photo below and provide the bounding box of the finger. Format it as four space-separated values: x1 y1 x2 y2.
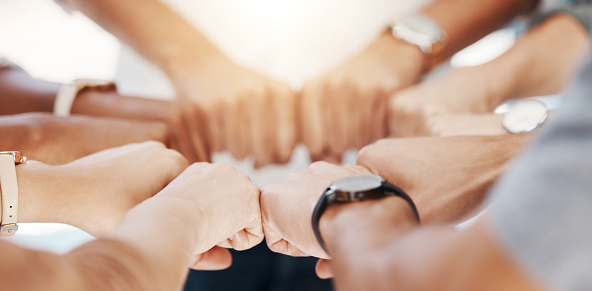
301 82 326 159
369 92 388 142
355 88 375 148
274 87 297 164
190 246 233 270
178 101 210 163
170 108 200 163
315 259 334 279
188 104 212 162
225 97 245 160
328 82 350 158
252 90 274 168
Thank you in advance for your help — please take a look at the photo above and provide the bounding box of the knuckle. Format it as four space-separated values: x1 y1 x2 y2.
309 161 330 171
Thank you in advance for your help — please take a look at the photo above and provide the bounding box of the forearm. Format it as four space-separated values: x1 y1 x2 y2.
321 205 541 291
423 0 538 64
67 0 224 76
0 69 59 114
503 14 590 101
109 196 202 290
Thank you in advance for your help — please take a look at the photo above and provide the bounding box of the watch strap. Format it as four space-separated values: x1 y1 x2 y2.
0 152 24 236
54 79 117 117
312 187 331 253
54 83 80 117
382 181 420 222
312 180 420 254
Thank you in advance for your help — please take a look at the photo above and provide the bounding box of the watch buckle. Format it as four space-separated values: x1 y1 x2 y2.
0 151 26 164
0 224 18 236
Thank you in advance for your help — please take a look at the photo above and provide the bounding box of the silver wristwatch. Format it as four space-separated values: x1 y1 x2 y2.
502 99 548 133
391 14 448 55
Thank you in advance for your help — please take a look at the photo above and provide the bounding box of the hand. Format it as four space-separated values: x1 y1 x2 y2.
170 55 297 167
156 162 263 253
300 32 425 161
261 161 372 259
18 141 189 236
74 93 211 163
357 135 528 223
1 113 169 165
389 66 508 137
421 113 507 137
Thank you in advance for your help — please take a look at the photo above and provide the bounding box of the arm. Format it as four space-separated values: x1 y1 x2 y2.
0 67 210 162
0 113 169 165
67 0 297 166
2 145 262 291
356 134 530 223
390 13 590 137
261 134 529 259
320 203 542 291
299 0 538 161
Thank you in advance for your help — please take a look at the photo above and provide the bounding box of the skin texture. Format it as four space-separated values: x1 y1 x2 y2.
0 66 211 163
261 162 373 259
16 141 189 236
67 0 297 167
3 142 263 290
357 135 529 223
390 13 591 138
0 113 169 165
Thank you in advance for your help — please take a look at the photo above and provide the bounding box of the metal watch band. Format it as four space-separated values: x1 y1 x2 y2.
311 179 420 253
0 151 26 236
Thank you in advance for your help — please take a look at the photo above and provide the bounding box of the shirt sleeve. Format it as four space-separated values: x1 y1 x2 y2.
489 56 592 291
0 237 167 291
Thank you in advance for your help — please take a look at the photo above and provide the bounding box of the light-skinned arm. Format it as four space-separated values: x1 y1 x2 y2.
390 13 590 137
299 0 539 161
66 0 297 166
261 134 529 259
2 143 263 291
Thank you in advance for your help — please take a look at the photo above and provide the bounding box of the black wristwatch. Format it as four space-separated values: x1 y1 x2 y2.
311 175 420 253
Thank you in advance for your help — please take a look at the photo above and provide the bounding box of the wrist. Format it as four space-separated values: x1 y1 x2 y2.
470 58 525 111
319 196 418 253
16 161 68 224
382 31 429 76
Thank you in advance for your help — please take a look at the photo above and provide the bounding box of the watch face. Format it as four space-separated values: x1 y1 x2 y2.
331 175 384 193
503 99 548 133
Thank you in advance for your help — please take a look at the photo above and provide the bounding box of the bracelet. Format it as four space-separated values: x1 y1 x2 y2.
0 151 27 236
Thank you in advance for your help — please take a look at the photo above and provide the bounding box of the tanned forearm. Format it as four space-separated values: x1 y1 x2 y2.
0 69 59 114
66 0 224 77
320 200 542 291
506 13 590 100
423 0 539 65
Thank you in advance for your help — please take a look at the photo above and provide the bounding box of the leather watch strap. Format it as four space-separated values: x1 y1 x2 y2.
382 181 421 222
54 79 116 117
0 151 25 236
312 179 420 254
312 187 331 253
